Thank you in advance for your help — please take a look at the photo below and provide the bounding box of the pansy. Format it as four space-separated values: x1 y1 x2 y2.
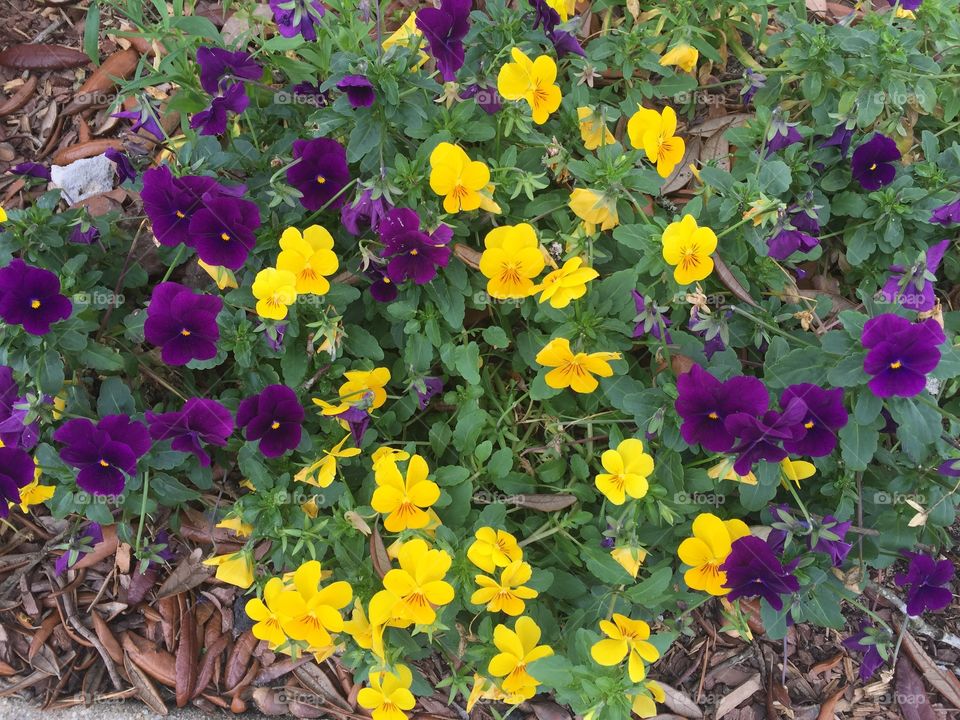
338 367 391 409
70 223 100 245
740 69 766 105
105 147 136 184
0 259 72 335
54 415 151 495
252 268 298 321
357 664 416 720
880 239 950 312
270 0 327 40
461 83 502 114
190 82 249 136
112 102 165 140
369 538 454 626
851 134 900 191
611 545 647 578
534 257 598 308
144 282 223 365
594 438 654 505
337 75 375 108
842 622 890 682
631 682 667 719
690 306 728 358
632 292 672 342
577 106 615 150
379 208 452 284
204 549 255 588
10 162 51 180
468 527 522 573
429 142 491 214
568 188 619 231
189 193 261 270
659 43 698 73
341 188 392 236
245 577 289 646
488 616 553 698
662 215 717 285
140 166 218 247
371 454 441 532
536 337 621 393
779 384 848 456
766 227 819 260
720 535 800 611
627 105 686 178
590 615 660 682
930 196 960 225
497 47 562 125
0 446 35 518
0 367 38 450
820 120 856 157
472 560 538 616
366 264 398 302
217 514 253 538
296 435 360 488
55 522 104 575
416 0 471 82
765 113 804 154
275 560 353 649
675 365 769 453
287 138 351 211
894 551 955 616
372 446 411 470
861 314 944 397
779 457 816 487
278 225 339 295
146 398 234 467
237 384 304 458
677 512 751 595
725 397 807 475
412 376 443 410
479 223 545 298
196 46 262 94
11 474 55 514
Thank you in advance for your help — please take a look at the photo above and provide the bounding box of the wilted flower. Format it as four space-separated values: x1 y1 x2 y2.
69 223 100 245
659 43 698 72
820 120 856 157
54 415 151 495
536 337 621 393
287 138 351 211
0 367 38 450
341 188 392 236
861 314 944 397
144 282 223 365
569 188 619 230
10 162 51 180
55 523 104 575
894 551 955 616
0 259 72 335
632 291 672 342
720 535 800 611
741 69 766 105
851 134 900 191
577 106 615 150
337 75 375 108
416 0 471 82
196 46 262 93
843 622 890 681
270 0 327 40
146 398 234 466
766 112 804 154
112 101 165 140
930 197 960 225
105 147 136 184
204 549 254 588
236 384 304 457
766 227 819 260
412 376 443 410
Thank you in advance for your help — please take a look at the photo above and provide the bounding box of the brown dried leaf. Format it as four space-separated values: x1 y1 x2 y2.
0 76 38 117
121 632 177 687
816 685 847 720
65 48 139 114
716 674 762 719
157 548 214 598
52 139 126 166
513 494 578 511
123 650 169 715
453 243 481 269
370 526 392 579
0 44 91 70
91 610 124 664
658 682 705 719
175 596 198 707
895 655 936 720
713 255 761 308
899 628 960 709
225 630 258 691
661 136 701 195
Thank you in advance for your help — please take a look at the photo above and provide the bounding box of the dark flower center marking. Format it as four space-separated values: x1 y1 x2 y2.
99 459 110 468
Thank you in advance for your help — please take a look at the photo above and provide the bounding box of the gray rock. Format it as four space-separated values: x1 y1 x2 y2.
50 155 115 204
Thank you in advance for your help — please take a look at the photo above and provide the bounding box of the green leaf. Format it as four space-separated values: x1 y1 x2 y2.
481 326 510 348
38 350 64 395
837 418 881 470
97 377 135 416
344 324 385 361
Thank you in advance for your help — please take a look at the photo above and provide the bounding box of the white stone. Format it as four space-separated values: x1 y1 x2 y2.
50 154 115 204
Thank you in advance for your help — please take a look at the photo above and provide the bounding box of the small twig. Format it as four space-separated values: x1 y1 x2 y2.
869 584 960 651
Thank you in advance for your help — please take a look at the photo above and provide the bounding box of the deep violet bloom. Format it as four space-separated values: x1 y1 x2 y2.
337 75 375 108
331 404 370 445
548 29 585 58
689 307 728 359
379 208 452 285
811 515 853 567
938 458 960 477
0 259 72 335
146 398 234 467
236 384 304 457
105 148 136 184
188 194 261 269
779 384 848 457
69 224 100 245
265 323 287 352
880 239 950 312
416 0 471 83
190 82 250 136
196 47 262 94
741 69 766 105
141 166 221 247
414 377 443 410
790 206 820 235
894 552 955 616
112 102 165 141
144 282 223 366
930 197 960 226
341 189 391 236
0 446 34 517
287 138 351 211
819 121 856 157
675 364 769 453
843 623 888 681
0 366 38 450
767 505 851 568
55 522 103 575
632 291 671 342
720 535 800 611
269 0 327 41
861 314 944 398
460 84 502 114
765 114 803 155
529 0 560 32
725 398 808 475
851 134 900 191
10 162 51 180
367 263 398 302
889 0 922 9
767 227 819 260
54 415 151 495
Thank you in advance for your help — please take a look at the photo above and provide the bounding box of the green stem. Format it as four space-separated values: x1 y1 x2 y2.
729 306 817 348
135 470 150 554
161 245 186 283
891 614 909 667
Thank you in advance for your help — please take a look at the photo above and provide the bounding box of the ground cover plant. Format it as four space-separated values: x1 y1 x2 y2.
0 0 959 717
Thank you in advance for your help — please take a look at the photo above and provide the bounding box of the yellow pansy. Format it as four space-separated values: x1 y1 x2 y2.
197 259 238 290
204 549 255 588
479 223 545 299
466 675 528 713
659 43 699 73
536 337 621 394
544 0 576 21
708 458 758 486
590 614 660 682
632 682 667 718
382 14 429 69
781 458 816 487
577 106 615 151
369 538 455 627
467 527 522 574
339 367 391 409
569 188 619 231
216 514 253 538
471 560 539 616
372 446 410 470
245 577 289 647
488 616 554 698
342 599 374 650
371 454 441 532
661 214 717 285
0 206 6 223
252 268 298 321
611 545 647 579
274 561 352 649
357 664 416 720
300 496 319 518
386 508 443 559
627 105 686 178
429 142 491 214
497 47 562 125
12 477 54 513
277 225 339 295
595 438 654 505
895 7 916 17
534 257 598 308
676 513 750 595
296 434 361 488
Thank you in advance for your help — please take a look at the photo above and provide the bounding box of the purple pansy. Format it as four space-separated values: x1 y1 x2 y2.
811 515 853 567
331 404 370 445
460 84 502 114
894 551 955 616
879 239 950 312
843 622 889 682
190 82 250 136
675 365 769 453
0 446 35 517
69 224 100 245
237 384 304 458
741 69 766 105
54 415 151 495
851 134 900 191
269 0 326 41
725 397 808 475
548 30 585 57
141 166 221 247
189 193 261 269
10 162 51 180
366 263 398 302
112 102 165 141
105 147 136 184
196 47 262 94
820 121 855 157
337 75 375 108
938 458 960 477
146 398 234 467
720 535 801 611
631 291 671 342
766 113 804 155
767 227 819 260
0 259 72 335
379 208 452 285
689 307 728 359
287 138 351 211
862 314 944 398
341 188 392 236
144 282 223 366
0 366 39 450
413 377 443 410
930 197 960 226
416 0 471 83
780 384 848 457
55 522 104 576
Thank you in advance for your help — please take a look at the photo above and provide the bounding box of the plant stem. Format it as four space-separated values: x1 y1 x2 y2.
135 470 150 554
892 614 909 666
161 245 186 283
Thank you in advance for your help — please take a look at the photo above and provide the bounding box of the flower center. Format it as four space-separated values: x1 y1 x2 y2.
680 245 702 271
30 299 41 309
804 420 815 429
316 175 326 184
220 232 230 241
707 411 719 420
181 328 191 336
175 210 186 219
410 248 418 256
99 459 110 468
869 163 877 171
271 421 281 430
890 360 902 369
